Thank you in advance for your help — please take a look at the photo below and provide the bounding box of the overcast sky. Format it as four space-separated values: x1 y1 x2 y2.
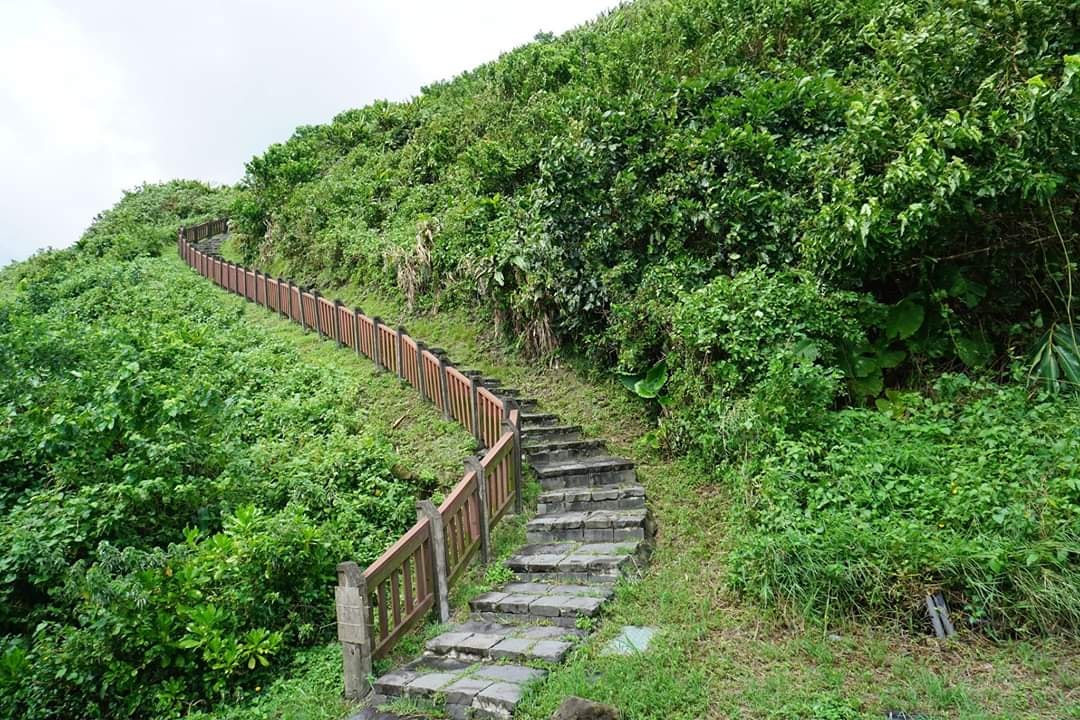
0 0 618 265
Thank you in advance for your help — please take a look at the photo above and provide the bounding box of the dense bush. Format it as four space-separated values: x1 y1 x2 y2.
0 183 445 718
727 378 1080 635
229 0 1079 634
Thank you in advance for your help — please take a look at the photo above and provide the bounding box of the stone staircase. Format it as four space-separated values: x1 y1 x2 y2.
191 232 227 257
355 383 653 720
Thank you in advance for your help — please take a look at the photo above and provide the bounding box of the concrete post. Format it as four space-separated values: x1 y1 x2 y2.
395 327 406 380
466 456 490 565
416 500 451 623
416 342 428 401
353 308 362 358
468 376 481 444
335 561 372 701
503 415 524 515
371 317 383 370
334 300 344 347
437 356 451 421
288 281 296 325
313 291 324 338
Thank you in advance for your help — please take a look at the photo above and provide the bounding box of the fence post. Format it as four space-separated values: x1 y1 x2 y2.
287 281 296 324
262 272 270 309
416 342 428 401
335 562 372 701
437 356 451 421
395 327 406 380
465 457 491 565
353 308 362 357
468 376 481 445
371 317 383 370
298 287 308 331
333 300 343 347
415 500 451 623
503 414 524 515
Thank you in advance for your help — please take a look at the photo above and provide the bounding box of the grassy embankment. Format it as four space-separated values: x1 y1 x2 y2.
208 249 1078 719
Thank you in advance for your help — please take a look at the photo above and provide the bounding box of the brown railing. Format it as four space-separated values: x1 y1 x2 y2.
178 219 525 698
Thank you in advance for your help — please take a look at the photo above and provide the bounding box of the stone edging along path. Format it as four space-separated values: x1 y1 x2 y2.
184 227 656 720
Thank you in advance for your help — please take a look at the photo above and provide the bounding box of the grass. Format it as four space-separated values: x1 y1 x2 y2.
204 247 1079 718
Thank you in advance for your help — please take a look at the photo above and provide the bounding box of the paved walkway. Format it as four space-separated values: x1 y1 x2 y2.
194 235 654 719
355 383 654 719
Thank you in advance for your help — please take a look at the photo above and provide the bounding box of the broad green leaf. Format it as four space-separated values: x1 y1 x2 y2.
885 300 924 340
876 349 906 370
850 372 883 399
955 334 993 369
1028 322 1080 394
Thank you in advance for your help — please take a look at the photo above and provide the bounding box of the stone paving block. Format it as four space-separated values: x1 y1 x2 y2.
584 528 614 542
489 637 535 659
498 582 552 594
601 625 660 656
470 592 508 611
406 671 459 696
499 594 536 613
473 664 545 685
531 640 572 662
530 595 576 617
474 682 525 717
561 595 604 615
372 668 419 696
426 632 473 653
458 633 502 652
443 676 493 705
527 625 582 640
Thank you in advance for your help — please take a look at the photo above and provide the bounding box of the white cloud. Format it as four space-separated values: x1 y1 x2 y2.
0 0 617 264
0 1 161 262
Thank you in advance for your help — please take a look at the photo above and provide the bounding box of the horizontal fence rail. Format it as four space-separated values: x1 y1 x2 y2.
177 219 524 699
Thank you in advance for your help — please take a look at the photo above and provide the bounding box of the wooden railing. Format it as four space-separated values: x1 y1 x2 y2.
178 219 524 699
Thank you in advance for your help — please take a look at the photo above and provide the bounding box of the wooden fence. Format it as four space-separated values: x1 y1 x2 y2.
178 219 524 699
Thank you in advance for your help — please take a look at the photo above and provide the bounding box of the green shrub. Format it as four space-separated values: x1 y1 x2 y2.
727 378 1080 636
0 184 446 718
224 0 1080 634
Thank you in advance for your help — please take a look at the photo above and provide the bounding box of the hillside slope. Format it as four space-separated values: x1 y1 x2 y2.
231 0 1080 635
0 183 473 719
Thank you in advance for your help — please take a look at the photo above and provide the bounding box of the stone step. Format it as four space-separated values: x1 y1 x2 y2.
522 424 584 444
371 656 545 720
524 438 607 464
526 509 650 543
520 412 560 428
532 456 636 490
470 582 614 627
537 484 646 514
425 620 584 663
505 540 649 583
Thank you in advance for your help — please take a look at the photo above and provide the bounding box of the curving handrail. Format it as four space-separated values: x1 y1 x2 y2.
177 219 524 680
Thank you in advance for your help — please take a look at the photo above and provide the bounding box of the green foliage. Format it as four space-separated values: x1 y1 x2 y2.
0 184 449 718
617 360 669 400
1028 321 1080 394
726 377 1080 636
234 0 1076 372
226 0 1079 634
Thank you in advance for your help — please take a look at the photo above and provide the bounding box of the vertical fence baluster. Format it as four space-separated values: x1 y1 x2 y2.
416 500 449 622
335 562 372 700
